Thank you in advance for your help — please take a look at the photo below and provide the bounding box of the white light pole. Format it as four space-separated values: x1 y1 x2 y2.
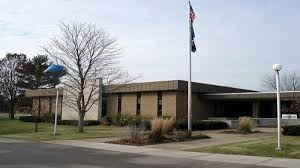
44 64 66 136
53 87 59 136
273 64 282 151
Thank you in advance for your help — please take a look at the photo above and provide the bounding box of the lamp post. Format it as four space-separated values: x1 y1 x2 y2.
273 64 282 151
53 86 61 136
44 64 66 136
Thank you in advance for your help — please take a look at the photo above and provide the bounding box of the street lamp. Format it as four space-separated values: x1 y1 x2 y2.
44 64 66 136
273 64 282 151
53 84 63 136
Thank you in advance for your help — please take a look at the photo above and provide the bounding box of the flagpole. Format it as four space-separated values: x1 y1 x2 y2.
187 0 192 136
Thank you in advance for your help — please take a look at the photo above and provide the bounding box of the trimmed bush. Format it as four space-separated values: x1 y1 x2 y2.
58 120 100 126
175 120 228 130
109 114 151 129
238 117 254 134
19 116 42 122
282 125 300 136
19 115 62 123
19 116 100 126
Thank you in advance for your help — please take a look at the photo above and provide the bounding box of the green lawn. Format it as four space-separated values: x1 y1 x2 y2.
188 136 300 159
0 116 127 141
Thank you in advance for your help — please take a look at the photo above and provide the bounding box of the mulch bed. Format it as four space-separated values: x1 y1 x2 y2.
107 132 210 146
221 130 263 135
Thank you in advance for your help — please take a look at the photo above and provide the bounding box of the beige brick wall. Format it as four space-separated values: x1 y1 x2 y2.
121 94 137 116
107 94 118 116
62 79 100 120
105 91 213 120
162 92 177 118
141 92 157 118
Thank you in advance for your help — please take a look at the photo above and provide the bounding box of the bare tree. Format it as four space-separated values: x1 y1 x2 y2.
282 72 300 91
43 22 135 132
261 73 277 91
0 53 27 119
261 71 300 91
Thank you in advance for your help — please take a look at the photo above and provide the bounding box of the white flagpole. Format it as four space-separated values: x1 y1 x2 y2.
188 0 192 135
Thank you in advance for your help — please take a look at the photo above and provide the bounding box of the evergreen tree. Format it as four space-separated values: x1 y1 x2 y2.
20 55 60 89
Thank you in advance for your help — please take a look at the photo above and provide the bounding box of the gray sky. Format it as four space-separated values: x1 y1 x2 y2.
1 0 300 91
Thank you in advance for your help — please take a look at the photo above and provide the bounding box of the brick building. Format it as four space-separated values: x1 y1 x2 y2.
25 80 300 122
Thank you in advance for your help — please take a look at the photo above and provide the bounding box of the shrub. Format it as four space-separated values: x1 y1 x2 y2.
57 120 100 126
19 116 42 122
109 114 151 129
19 116 100 126
142 120 151 131
19 114 62 123
128 123 146 144
100 116 113 125
111 115 132 126
150 118 164 142
150 118 175 142
175 120 228 130
238 117 254 134
282 125 300 136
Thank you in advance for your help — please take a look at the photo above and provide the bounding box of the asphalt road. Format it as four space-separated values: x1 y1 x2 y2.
0 138 278 168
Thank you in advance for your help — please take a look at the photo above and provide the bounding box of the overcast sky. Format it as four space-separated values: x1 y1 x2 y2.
0 0 300 91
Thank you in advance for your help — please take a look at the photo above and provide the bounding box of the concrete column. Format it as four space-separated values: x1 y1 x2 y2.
252 101 260 118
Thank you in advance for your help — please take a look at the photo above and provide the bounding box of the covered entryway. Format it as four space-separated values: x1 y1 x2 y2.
203 91 300 119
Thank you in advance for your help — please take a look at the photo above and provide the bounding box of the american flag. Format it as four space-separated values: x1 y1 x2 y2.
189 2 196 23
189 1 196 52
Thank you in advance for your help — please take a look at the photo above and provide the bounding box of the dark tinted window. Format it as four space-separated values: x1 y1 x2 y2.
157 92 162 117
137 93 141 115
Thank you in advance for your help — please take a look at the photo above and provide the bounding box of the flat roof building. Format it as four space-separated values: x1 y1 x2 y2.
25 80 300 123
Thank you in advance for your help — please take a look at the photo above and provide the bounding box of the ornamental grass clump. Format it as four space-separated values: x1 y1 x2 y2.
238 117 254 134
150 118 175 142
162 118 175 134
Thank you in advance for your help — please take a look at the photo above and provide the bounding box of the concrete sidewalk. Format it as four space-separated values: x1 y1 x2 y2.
147 129 275 150
47 140 300 168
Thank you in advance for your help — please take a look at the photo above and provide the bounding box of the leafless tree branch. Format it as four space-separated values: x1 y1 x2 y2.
43 22 137 132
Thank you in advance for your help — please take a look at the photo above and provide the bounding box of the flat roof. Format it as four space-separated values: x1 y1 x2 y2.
25 80 255 97
202 91 300 100
104 80 254 93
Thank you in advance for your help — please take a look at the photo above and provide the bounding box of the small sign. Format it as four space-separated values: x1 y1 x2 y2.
282 114 298 119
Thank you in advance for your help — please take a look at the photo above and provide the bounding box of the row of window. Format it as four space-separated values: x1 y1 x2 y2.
116 92 163 117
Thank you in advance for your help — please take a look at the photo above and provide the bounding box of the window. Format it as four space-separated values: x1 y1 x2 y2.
136 93 141 115
117 94 122 115
102 93 108 117
157 92 162 117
